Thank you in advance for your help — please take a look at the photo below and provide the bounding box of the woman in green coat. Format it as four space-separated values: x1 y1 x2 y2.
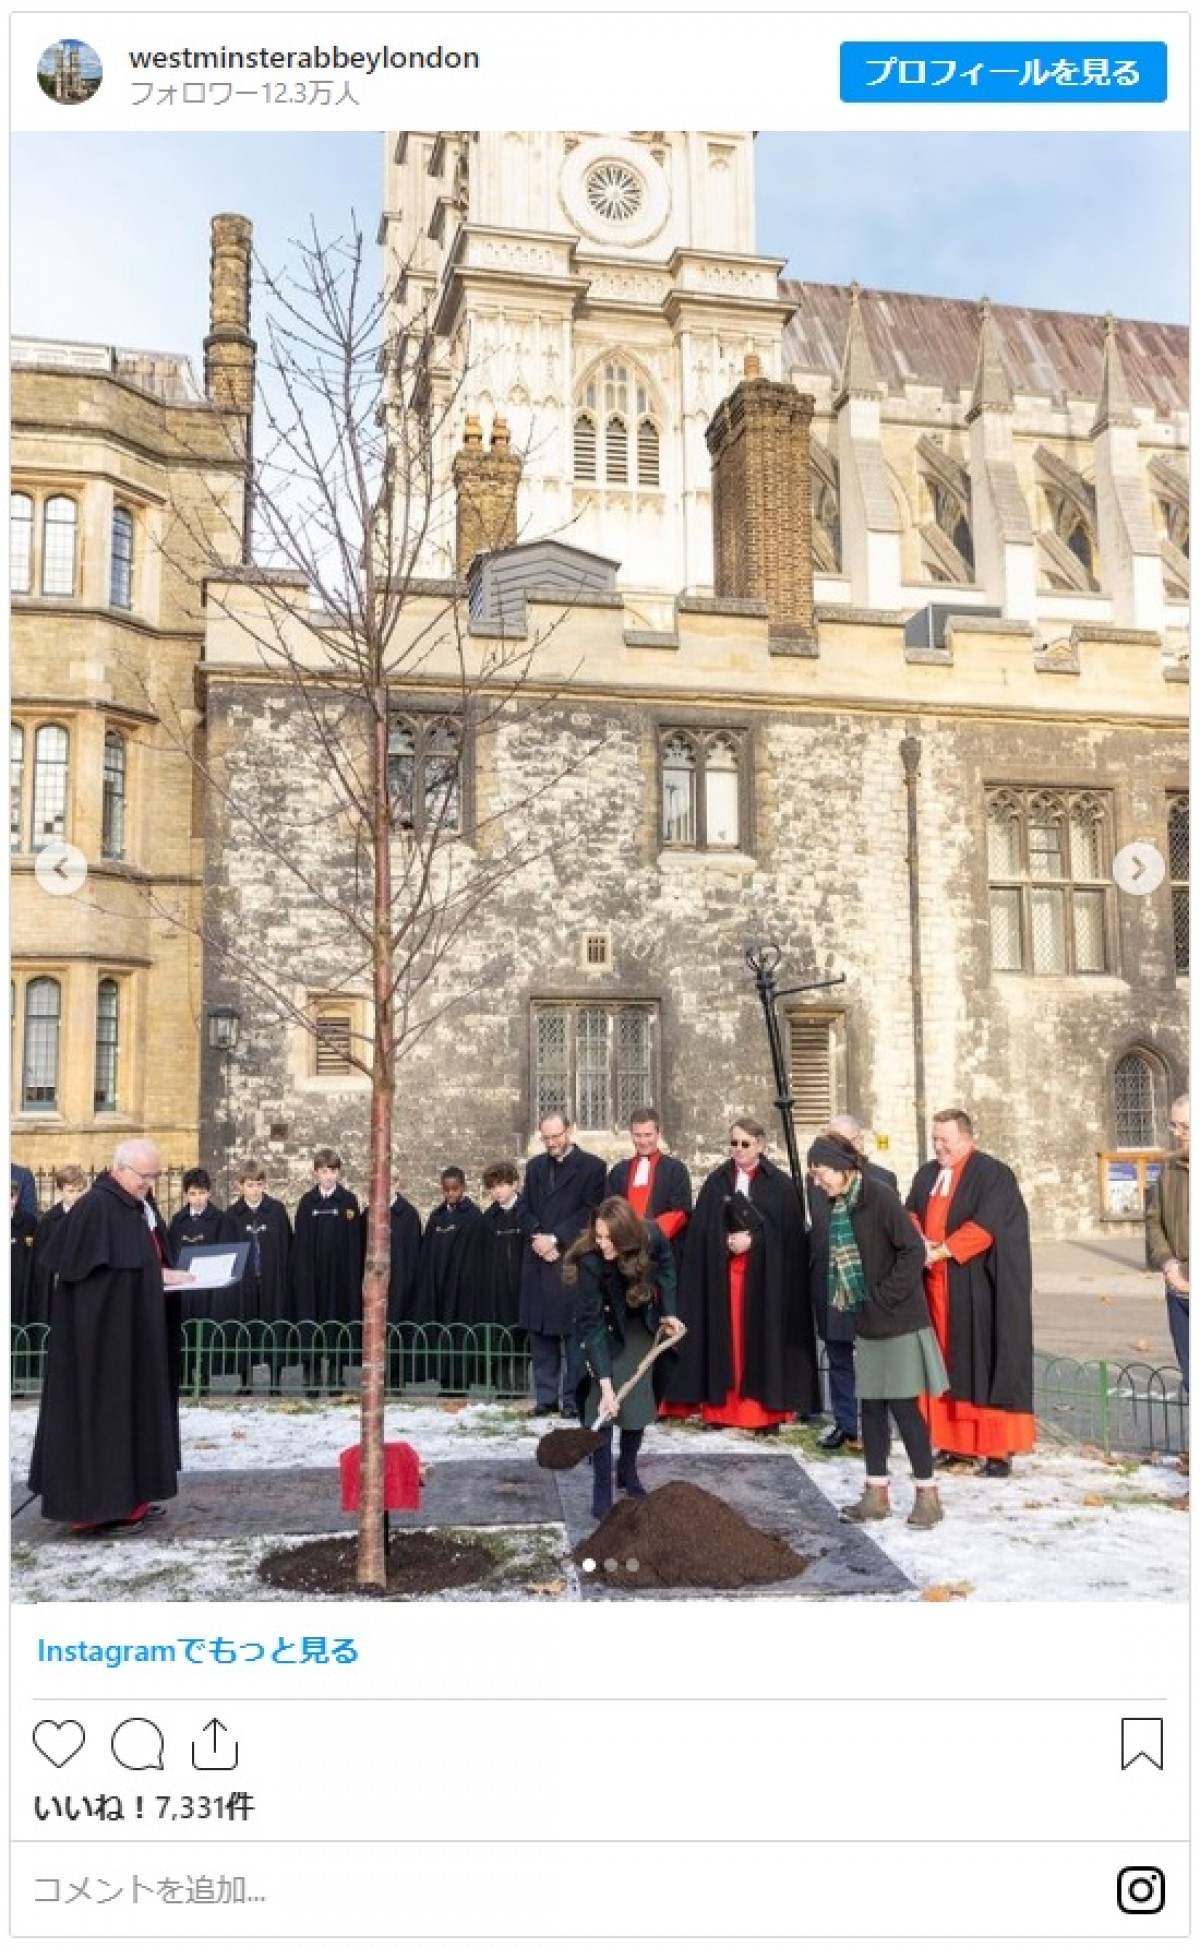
564 1195 683 1519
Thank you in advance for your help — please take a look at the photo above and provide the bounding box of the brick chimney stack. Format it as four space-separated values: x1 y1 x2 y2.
707 356 815 642
452 413 522 573
204 213 255 414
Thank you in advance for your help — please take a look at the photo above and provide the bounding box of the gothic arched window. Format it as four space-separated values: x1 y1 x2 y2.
574 360 661 489
41 496 78 597
1114 1050 1168 1149
660 729 746 851
102 730 126 860
32 724 69 845
10 493 33 594
94 978 120 1112
22 977 61 1110
110 506 134 609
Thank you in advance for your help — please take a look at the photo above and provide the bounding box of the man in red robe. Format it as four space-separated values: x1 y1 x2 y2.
906 1109 1035 1477
606 1107 692 1245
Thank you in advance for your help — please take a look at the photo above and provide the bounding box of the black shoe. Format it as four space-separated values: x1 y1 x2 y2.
934 1450 975 1471
818 1425 858 1451
981 1457 1013 1478
530 1402 556 1417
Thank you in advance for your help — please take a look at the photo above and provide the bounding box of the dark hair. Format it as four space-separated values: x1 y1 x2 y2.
312 1147 342 1171
441 1166 466 1187
237 1159 267 1183
628 1106 661 1130
730 1115 768 1143
482 1160 520 1189
932 1109 974 1136
807 1132 863 1175
183 1167 212 1193
55 1164 87 1190
563 1194 655 1304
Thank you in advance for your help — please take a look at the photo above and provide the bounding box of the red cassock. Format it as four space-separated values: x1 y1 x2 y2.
623 1151 687 1241
918 1157 1036 1460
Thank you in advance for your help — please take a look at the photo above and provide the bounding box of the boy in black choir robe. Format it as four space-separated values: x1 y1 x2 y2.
412 1167 485 1387
224 1161 294 1392
168 1168 238 1389
28 1165 87 1332
291 1147 363 1391
481 1161 530 1392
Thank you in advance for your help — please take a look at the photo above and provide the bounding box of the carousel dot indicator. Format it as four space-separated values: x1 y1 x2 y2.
604 1557 618 1573
581 1557 596 1574
626 1558 639 1572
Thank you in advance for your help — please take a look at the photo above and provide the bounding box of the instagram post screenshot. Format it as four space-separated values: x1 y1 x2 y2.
5 9 1191 1940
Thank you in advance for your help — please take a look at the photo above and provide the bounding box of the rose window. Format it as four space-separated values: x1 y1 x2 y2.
585 162 644 222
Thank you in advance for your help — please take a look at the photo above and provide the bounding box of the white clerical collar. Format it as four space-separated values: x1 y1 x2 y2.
143 1201 157 1229
934 1167 954 1197
632 1156 652 1187
735 1167 753 1196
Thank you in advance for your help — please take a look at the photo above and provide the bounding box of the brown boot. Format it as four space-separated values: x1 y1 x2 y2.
907 1485 944 1528
840 1482 890 1523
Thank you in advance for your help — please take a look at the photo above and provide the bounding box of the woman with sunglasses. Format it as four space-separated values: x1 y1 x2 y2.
662 1117 820 1431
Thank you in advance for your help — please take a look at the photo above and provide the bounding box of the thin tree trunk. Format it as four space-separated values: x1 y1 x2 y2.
356 692 394 1589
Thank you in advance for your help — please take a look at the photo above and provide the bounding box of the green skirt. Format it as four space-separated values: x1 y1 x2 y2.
854 1326 949 1402
583 1309 659 1431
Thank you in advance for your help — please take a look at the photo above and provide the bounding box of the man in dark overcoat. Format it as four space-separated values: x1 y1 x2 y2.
519 1113 606 1415
28 1140 194 1531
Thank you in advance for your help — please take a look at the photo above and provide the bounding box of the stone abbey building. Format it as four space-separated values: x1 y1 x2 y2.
11 135 1189 1231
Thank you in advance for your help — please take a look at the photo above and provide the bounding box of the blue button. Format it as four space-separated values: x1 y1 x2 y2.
840 42 1168 103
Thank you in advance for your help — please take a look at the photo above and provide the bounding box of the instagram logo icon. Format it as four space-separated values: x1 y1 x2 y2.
1117 1868 1167 1916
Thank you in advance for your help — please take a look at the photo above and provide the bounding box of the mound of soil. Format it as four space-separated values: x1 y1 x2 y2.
258 1532 494 1598
574 1480 809 1590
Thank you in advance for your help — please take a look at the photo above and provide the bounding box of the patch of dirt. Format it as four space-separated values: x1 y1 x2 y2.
258 1531 494 1598
574 1480 809 1591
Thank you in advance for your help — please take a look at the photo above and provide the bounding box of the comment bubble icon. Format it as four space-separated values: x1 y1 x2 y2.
111 1716 165 1771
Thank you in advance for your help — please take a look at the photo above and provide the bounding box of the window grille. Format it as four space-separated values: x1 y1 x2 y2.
102 731 126 860
110 507 134 609
636 419 660 488
94 978 120 1111
31 725 69 845
10 493 33 594
1168 793 1189 976
22 977 61 1110
314 1012 354 1076
985 785 1112 975
787 1014 835 1128
582 931 611 969
41 497 77 597
605 415 628 484
1114 1051 1166 1149
573 414 597 482
532 1001 656 1130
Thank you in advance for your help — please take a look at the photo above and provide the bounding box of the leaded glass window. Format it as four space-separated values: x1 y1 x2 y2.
985 785 1112 975
388 713 462 838
10 724 23 854
22 977 61 1110
32 725 69 845
1168 793 1189 975
532 1001 657 1130
41 496 77 597
661 735 696 845
94 978 119 1111
1114 1051 1167 1149
110 506 134 608
102 731 126 859
10 493 33 594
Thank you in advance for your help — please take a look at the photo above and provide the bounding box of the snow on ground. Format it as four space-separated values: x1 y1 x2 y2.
10 1399 1189 1604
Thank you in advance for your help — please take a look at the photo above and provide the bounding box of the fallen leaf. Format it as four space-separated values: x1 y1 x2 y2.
1022 1500 1047 1510
231 1429 246 1441
921 1581 973 1602
1099 1294 1114 1305
1130 1339 1152 1353
1082 1494 1107 1507
526 1579 565 1596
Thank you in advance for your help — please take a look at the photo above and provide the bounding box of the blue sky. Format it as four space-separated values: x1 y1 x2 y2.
10 131 1187 362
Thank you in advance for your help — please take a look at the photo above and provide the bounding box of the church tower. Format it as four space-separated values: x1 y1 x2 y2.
382 132 792 626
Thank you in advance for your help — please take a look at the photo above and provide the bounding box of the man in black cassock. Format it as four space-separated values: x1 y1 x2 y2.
224 1162 294 1391
291 1147 363 1390
28 1140 194 1531
168 1168 235 1389
663 1116 819 1428
519 1113 607 1416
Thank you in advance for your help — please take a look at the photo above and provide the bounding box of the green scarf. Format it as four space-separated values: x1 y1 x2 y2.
828 1173 868 1314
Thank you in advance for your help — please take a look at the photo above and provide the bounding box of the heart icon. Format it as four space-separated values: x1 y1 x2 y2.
33 1719 86 1768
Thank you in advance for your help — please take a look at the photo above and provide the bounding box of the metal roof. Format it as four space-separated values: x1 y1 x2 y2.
780 282 1189 418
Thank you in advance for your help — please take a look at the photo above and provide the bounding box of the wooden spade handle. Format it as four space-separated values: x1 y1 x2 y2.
590 1322 688 1430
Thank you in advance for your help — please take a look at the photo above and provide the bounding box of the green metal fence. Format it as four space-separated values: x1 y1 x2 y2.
10 1325 1188 1457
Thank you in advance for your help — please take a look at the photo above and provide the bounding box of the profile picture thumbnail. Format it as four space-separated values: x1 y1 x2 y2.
37 39 103 105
